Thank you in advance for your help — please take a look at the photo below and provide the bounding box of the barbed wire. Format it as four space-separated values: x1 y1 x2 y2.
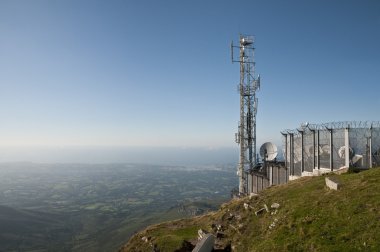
281 121 380 135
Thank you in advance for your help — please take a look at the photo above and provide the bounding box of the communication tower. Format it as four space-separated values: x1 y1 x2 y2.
231 35 261 195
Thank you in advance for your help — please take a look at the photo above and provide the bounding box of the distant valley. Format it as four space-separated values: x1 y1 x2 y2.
0 162 236 251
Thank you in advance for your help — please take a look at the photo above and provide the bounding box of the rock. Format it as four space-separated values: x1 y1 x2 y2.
198 229 208 240
243 203 249 210
255 208 266 216
271 203 280 209
217 224 222 232
325 177 340 190
141 236 148 243
249 193 258 199
268 219 278 230
264 204 269 212
212 223 223 232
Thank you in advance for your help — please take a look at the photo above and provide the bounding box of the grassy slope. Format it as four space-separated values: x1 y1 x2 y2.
121 168 380 251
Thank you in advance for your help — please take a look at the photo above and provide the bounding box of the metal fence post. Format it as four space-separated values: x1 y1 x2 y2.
317 130 320 170
344 127 350 168
328 128 333 171
370 125 373 168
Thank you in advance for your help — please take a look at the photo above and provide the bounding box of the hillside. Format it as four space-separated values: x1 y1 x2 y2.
121 168 380 251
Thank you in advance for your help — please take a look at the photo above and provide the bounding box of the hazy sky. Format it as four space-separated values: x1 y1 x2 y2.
1 0 379 152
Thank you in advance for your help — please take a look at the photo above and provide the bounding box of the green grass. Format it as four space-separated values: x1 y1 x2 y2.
122 168 380 251
233 169 380 251
152 226 199 251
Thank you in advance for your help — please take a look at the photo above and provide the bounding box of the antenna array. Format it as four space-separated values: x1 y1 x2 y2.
231 35 261 195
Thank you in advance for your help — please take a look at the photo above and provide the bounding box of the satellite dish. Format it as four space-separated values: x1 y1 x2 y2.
321 145 330 155
260 142 278 161
305 145 314 156
338 146 354 159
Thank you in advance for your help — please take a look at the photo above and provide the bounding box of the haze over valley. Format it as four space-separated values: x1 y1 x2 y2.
1 0 379 251
0 162 237 251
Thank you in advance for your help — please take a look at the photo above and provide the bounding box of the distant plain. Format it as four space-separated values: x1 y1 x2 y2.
0 162 236 251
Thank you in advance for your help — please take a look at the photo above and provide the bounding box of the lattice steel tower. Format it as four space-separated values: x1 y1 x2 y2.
231 35 260 195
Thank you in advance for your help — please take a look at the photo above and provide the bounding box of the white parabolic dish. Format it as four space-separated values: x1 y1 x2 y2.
260 142 278 161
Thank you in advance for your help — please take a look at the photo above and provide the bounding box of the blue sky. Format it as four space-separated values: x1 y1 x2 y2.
0 1 379 160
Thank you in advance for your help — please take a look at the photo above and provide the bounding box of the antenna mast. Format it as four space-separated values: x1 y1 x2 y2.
231 35 260 195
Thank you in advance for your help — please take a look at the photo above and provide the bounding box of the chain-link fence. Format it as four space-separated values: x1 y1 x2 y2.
282 121 380 173
372 128 380 166
246 161 287 194
244 121 380 195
